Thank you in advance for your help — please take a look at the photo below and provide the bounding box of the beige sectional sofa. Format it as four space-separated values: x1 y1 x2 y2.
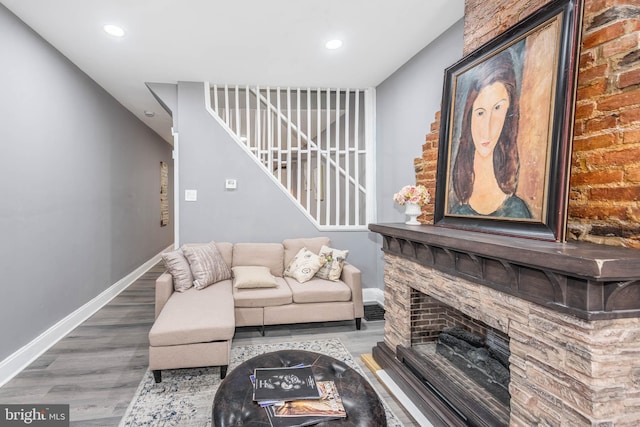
148 237 363 383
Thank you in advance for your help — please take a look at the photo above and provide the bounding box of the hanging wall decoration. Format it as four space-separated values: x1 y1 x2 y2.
160 161 169 227
434 0 583 242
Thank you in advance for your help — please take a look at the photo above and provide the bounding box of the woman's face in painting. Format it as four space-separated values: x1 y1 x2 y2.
471 82 510 158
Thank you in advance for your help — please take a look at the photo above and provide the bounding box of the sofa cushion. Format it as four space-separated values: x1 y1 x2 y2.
283 237 331 267
214 242 233 268
161 248 194 292
149 280 235 346
232 243 285 277
232 266 278 289
182 242 232 290
285 277 352 304
315 245 349 281
284 248 326 283
233 277 293 307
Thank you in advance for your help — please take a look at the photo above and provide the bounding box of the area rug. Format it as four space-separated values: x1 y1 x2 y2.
119 338 404 426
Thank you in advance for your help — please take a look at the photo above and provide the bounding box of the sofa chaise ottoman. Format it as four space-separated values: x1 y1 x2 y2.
148 237 363 382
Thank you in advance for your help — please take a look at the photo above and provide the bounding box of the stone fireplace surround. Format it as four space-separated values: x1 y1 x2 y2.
370 223 640 426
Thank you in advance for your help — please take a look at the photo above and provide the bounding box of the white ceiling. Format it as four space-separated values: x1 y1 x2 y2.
2 0 464 142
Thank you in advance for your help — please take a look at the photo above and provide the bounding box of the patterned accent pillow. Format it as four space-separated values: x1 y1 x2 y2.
161 248 194 292
315 245 349 281
284 247 327 283
182 242 232 290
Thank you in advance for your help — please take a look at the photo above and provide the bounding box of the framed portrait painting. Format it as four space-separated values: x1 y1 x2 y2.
434 0 583 242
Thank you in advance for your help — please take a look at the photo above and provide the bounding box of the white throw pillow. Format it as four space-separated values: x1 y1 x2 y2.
232 266 278 289
284 247 326 283
315 245 349 281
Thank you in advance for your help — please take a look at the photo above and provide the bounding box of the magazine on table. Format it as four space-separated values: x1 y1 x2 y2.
264 405 339 427
253 365 321 402
250 374 286 407
263 381 347 427
272 381 346 417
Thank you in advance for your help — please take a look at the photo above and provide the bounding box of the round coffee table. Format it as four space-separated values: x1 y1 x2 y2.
212 349 387 426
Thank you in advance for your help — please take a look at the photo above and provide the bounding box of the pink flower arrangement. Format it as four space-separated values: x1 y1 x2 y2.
393 185 431 206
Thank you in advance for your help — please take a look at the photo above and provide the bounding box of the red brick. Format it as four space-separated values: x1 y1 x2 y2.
620 108 640 125
602 33 639 58
623 128 640 144
573 119 585 137
626 167 640 183
585 114 618 133
577 78 608 100
589 185 640 201
597 88 640 111
568 205 629 220
586 147 640 167
585 0 607 15
571 154 589 172
570 169 624 186
575 102 596 120
580 51 597 69
573 132 618 151
582 21 628 49
619 68 640 89
578 64 609 85
424 149 438 162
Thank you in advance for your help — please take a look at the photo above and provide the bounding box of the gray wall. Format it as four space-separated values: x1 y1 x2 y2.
155 20 465 293
376 18 464 223
0 5 174 362
157 82 379 288
374 19 464 287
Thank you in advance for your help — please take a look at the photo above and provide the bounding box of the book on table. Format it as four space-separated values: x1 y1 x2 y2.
253 365 321 402
264 381 347 427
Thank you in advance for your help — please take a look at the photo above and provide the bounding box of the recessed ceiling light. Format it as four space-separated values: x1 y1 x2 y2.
144 110 155 117
103 24 125 38
325 39 343 50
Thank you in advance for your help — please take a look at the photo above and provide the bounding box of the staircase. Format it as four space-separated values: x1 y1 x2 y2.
206 84 374 230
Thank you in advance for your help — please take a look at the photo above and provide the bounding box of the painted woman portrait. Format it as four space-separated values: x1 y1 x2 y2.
449 49 533 219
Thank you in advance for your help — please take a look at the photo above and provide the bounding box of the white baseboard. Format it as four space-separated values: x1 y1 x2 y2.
0 244 172 388
362 288 385 306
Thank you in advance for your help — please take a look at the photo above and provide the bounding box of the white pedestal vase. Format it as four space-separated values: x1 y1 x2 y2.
404 203 422 225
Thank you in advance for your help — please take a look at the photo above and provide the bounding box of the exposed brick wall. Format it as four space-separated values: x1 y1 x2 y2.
415 0 640 247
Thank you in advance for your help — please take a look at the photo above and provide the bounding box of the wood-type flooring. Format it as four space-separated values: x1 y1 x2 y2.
0 263 418 426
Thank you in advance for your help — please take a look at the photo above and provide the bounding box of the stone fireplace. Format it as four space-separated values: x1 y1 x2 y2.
370 223 640 426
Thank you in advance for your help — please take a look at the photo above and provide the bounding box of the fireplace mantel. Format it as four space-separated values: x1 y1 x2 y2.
369 223 640 320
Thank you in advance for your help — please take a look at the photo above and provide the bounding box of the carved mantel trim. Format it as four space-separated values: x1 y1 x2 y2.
369 223 640 320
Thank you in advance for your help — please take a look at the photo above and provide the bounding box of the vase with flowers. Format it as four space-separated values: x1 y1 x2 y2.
393 185 431 225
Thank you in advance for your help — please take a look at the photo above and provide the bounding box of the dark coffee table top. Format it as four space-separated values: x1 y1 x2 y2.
212 349 387 426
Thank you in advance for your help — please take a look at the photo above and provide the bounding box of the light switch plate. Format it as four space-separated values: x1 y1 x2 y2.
185 189 197 201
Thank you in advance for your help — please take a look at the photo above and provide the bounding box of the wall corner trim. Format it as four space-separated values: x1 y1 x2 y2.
0 244 173 388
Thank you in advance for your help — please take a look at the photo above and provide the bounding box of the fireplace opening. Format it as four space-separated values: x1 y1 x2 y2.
408 289 510 426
